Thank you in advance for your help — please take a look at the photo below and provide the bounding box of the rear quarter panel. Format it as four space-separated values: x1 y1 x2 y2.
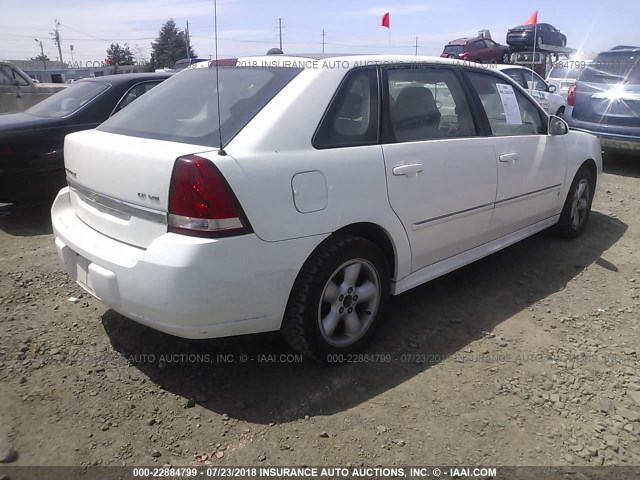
213 66 412 280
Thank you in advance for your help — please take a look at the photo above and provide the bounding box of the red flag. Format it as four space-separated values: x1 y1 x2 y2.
523 10 538 26
381 12 390 28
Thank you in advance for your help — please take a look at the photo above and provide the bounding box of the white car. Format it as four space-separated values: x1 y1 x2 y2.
496 64 567 117
546 60 591 97
51 54 601 360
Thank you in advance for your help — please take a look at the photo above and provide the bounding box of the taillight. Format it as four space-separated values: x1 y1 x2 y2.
168 155 252 238
567 83 577 106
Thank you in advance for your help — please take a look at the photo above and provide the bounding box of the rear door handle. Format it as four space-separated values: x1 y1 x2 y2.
499 153 518 163
393 163 424 176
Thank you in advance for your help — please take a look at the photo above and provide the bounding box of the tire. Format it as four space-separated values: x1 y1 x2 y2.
281 235 390 361
556 106 565 117
501 52 510 64
552 166 595 239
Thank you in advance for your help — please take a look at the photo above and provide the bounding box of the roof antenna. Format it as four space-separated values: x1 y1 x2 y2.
214 0 226 156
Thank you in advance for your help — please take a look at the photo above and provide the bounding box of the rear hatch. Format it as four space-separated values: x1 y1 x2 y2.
573 50 640 127
64 130 215 248
63 65 303 249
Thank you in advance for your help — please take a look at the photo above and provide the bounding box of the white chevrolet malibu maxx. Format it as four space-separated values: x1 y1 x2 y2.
52 55 602 360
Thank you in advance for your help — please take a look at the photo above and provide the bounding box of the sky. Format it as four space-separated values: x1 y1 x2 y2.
1 0 638 65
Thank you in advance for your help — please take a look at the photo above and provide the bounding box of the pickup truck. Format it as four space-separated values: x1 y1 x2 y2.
0 61 68 114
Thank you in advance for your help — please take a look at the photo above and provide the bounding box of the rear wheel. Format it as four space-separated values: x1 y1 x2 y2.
281 235 390 361
553 166 595 239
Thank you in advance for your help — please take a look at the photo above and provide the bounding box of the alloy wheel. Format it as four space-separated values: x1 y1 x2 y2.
318 259 381 347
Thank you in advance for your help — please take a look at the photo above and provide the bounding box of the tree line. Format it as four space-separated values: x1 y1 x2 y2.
29 19 197 70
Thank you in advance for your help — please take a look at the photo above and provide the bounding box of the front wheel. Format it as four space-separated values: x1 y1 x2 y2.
552 166 595 239
281 235 390 361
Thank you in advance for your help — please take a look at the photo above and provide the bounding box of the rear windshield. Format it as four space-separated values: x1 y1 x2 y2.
580 51 640 84
98 67 302 148
25 81 110 118
443 45 464 55
548 64 588 80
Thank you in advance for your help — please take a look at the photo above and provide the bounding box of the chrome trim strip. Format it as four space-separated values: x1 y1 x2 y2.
412 184 562 230
495 184 562 207
412 202 494 230
67 177 167 224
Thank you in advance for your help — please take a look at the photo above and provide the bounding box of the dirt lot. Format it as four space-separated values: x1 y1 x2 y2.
1 154 639 469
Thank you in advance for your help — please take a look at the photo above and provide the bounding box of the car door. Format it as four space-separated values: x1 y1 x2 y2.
381 65 498 272
483 39 500 62
465 71 567 238
524 69 554 113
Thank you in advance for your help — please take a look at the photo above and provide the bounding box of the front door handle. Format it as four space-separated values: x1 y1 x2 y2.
393 163 424 176
499 153 518 163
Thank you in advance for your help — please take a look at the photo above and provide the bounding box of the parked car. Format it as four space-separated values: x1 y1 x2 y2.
565 46 640 156
507 23 567 48
0 72 172 204
441 37 511 64
51 54 601 360
0 60 67 113
546 60 592 97
496 65 567 116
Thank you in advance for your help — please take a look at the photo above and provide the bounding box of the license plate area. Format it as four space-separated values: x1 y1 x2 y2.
74 252 95 293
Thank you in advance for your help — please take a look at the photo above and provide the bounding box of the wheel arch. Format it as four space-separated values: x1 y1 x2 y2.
580 158 598 185
332 222 398 282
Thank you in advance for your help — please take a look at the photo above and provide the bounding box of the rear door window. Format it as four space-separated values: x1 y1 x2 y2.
99 67 302 148
385 66 477 142
501 69 526 88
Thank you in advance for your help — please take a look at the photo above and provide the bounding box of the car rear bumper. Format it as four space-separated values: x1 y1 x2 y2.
567 119 640 156
51 187 324 339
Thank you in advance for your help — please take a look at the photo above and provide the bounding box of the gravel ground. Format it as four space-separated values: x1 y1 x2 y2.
0 154 639 468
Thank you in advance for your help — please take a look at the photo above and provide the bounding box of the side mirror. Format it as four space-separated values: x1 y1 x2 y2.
549 115 568 136
548 84 557 93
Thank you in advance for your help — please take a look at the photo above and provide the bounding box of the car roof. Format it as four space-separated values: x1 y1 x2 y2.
607 45 640 52
235 53 481 68
84 72 174 84
447 37 479 45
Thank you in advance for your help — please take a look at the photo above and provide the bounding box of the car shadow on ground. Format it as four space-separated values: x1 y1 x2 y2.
101 211 627 425
603 153 640 179
0 203 53 236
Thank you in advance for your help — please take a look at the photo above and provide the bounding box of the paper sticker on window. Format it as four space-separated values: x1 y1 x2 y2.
496 83 522 125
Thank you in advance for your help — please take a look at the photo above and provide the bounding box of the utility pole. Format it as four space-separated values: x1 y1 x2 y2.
415 36 419 56
34 38 47 70
277 17 284 51
52 19 64 65
321 29 326 53
185 20 191 58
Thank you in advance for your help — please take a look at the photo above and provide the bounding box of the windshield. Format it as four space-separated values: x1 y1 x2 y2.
99 66 302 148
580 51 640 84
443 45 464 55
25 81 110 118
